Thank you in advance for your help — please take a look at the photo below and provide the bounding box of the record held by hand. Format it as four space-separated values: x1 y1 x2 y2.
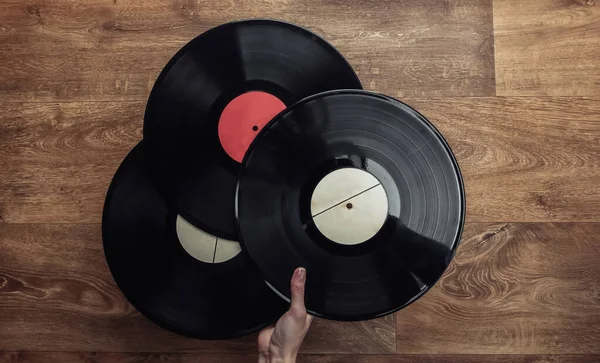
144 19 363 239
102 142 287 339
236 90 465 321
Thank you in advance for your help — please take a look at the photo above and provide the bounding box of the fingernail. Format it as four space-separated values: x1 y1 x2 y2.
297 267 306 282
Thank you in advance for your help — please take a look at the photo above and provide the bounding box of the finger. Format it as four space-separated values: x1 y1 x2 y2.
258 352 269 363
305 313 314 327
289 267 307 319
258 326 275 360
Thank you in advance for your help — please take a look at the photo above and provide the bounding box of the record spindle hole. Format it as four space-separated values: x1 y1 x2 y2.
218 91 286 163
175 215 241 263
310 168 388 246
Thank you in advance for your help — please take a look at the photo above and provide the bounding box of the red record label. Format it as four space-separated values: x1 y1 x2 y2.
218 91 286 163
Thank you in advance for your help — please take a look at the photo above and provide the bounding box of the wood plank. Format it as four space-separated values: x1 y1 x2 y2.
0 0 495 101
1 353 598 363
396 223 600 354
2 97 599 224
0 102 143 223
297 356 600 363
494 0 600 96
409 97 600 222
0 224 395 353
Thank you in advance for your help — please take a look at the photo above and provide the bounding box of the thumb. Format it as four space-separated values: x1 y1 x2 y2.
289 267 307 319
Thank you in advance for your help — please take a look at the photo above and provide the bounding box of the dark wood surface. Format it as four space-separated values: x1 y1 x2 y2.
0 223 395 354
410 97 600 223
1 0 599 361
1 353 599 363
3 97 599 224
397 223 600 354
494 0 600 96
0 0 495 101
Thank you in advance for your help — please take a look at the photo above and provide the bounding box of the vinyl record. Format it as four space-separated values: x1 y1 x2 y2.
102 141 287 339
144 19 363 239
236 90 465 321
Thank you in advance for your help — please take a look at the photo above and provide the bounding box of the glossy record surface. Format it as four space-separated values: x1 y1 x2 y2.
236 90 465 320
102 142 287 339
143 19 362 239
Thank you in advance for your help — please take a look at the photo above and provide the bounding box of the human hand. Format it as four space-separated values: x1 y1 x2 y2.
258 267 313 363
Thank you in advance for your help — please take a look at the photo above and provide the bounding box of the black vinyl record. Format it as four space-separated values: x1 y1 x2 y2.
102 141 287 339
144 19 363 239
236 90 465 321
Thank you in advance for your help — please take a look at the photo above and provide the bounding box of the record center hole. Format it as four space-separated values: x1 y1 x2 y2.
252 125 258 131
310 168 388 246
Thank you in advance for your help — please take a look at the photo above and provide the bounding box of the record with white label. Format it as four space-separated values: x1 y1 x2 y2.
236 90 465 321
102 141 287 339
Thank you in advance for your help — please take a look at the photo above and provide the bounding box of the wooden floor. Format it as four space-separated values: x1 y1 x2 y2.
1 0 599 362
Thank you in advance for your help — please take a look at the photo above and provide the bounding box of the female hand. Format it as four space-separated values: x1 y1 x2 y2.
258 267 313 363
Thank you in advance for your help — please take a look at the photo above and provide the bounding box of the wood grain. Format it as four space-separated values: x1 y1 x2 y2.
2 97 599 224
494 0 600 96
0 102 142 223
0 223 395 353
1 0 600 359
297 356 600 363
0 0 495 102
1 353 599 363
396 222 600 354
409 97 600 222
301 356 600 363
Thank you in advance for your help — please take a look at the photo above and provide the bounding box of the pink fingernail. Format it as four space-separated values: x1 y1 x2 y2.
297 267 306 282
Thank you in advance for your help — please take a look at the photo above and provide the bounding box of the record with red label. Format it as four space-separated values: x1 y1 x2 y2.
144 19 362 239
